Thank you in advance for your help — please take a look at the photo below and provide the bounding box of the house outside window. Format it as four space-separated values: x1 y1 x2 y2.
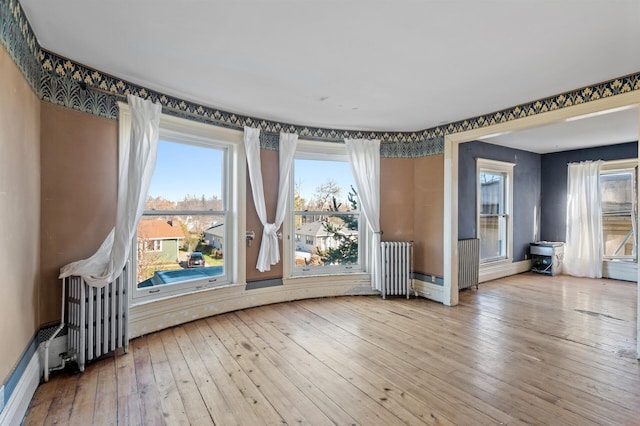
600 162 637 261
290 140 364 276
131 119 237 302
477 158 514 263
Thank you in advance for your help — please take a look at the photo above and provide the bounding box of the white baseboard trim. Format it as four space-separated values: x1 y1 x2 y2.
0 351 40 426
411 279 444 303
479 259 532 283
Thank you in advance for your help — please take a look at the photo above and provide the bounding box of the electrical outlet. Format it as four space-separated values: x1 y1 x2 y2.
431 275 436 283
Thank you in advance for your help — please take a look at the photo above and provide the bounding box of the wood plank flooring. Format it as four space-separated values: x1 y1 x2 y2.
24 273 640 425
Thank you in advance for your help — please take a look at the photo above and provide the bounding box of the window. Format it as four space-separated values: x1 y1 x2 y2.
477 159 514 263
132 118 238 302
290 141 364 276
601 162 637 261
144 240 162 252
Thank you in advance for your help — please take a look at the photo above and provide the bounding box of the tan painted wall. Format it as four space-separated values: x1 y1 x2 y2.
246 149 282 281
0 47 41 384
413 154 444 276
34 103 445 328
39 103 118 324
246 154 436 281
377 155 444 277
37 110 285 322
380 158 415 242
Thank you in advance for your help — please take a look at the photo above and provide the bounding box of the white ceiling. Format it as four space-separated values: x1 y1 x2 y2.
19 0 640 148
480 106 639 154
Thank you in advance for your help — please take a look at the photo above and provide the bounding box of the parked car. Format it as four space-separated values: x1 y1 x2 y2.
187 252 205 268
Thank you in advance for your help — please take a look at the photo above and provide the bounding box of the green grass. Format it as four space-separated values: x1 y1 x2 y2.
178 249 224 268
204 255 223 267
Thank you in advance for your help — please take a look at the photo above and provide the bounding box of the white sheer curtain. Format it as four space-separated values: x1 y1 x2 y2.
59 95 162 287
244 126 298 272
564 160 603 278
345 138 382 291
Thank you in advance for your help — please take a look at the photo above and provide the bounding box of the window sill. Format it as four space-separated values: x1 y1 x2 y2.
129 276 376 338
131 281 243 308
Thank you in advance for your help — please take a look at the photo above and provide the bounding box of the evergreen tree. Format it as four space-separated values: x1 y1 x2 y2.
319 186 359 265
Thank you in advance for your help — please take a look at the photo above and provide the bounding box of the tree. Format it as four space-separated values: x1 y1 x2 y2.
180 222 199 253
293 180 307 226
136 235 163 283
310 179 341 211
145 196 176 211
175 194 222 211
318 221 359 265
342 185 358 231
319 186 359 265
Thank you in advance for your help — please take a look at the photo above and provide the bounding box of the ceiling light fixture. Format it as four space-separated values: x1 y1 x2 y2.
565 105 635 122
479 130 512 140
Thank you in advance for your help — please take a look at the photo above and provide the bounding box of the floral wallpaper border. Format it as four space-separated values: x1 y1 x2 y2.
2 0 640 157
0 0 40 94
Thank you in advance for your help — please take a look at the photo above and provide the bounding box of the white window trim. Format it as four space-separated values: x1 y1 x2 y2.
283 139 369 278
476 158 515 267
600 158 638 265
133 139 231 302
119 104 246 306
600 158 638 172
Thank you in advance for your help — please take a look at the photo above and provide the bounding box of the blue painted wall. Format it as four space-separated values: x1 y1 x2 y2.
458 141 542 262
539 141 638 242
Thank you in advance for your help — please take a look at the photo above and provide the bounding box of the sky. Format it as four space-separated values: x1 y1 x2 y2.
148 140 223 202
294 159 355 205
148 140 356 204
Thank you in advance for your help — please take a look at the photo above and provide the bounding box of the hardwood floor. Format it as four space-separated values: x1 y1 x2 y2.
25 273 639 425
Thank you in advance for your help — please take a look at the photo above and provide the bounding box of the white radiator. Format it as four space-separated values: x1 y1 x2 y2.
66 268 129 372
458 238 479 291
380 241 413 299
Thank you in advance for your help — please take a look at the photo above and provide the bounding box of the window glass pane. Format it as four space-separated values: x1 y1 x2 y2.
477 161 512 264
294 159 357 212
293 158 361 274
294 214 359 268
147 140 224 211
601 171 633 213
136 215 225 288
479 171 505 215
479 215 507 260
136 138 228 293
600 168 636 261
602 214 634 257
